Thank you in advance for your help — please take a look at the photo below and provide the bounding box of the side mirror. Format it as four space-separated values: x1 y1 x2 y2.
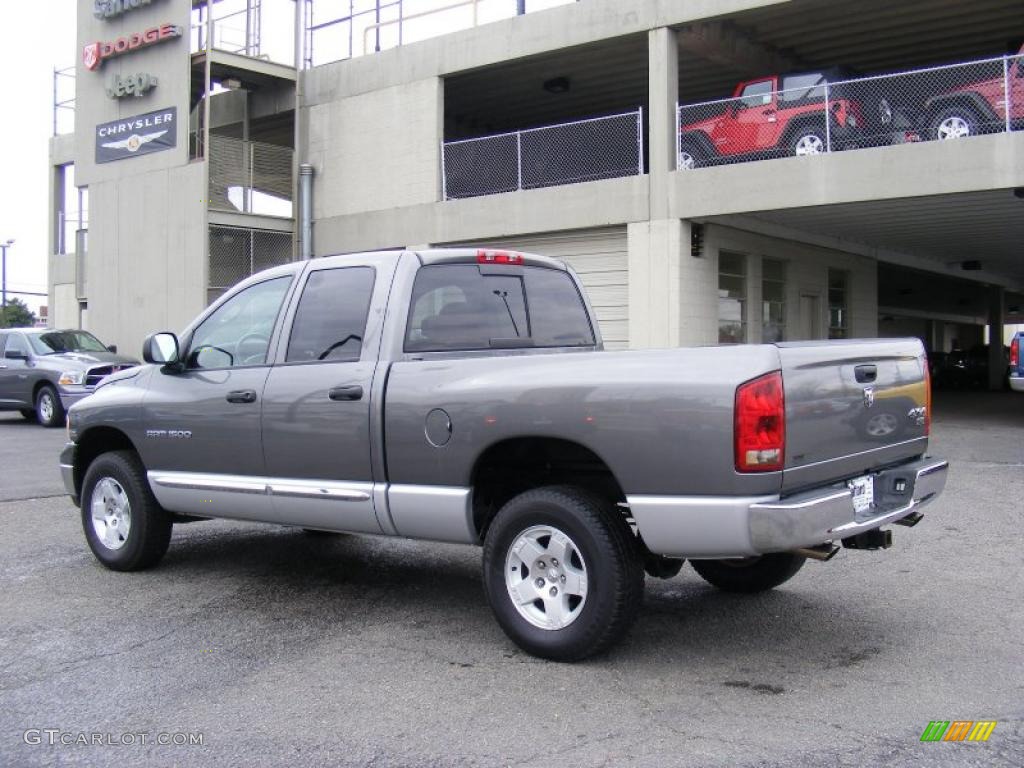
106 344 118 354
4 350 28 361
142 332 179 365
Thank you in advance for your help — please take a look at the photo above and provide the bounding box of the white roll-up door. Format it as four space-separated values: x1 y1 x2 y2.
462 227 628 349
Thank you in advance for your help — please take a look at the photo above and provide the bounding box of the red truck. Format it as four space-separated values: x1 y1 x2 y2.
678 70 866 168
925 44 1024 140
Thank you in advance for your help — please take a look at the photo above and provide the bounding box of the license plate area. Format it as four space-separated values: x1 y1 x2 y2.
848 475 875 516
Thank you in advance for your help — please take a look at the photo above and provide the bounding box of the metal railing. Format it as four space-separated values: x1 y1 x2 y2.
52 66 76 136
207 135 294 215
676 52 1023 169
442 109 644 200
191 0 295 65
305 0 577 68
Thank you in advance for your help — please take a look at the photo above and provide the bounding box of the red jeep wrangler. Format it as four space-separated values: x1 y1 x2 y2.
925 43 1024 140
678 70 865 168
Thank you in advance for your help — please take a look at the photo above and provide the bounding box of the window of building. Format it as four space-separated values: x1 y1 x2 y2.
286 267 375 363
828 269 849 339
718 252 747 343
762 258 786 342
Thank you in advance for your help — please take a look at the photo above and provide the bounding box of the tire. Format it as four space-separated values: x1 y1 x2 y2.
35 385 65 428
20 408 37 421
931 106 978 141
690 553 806 594
482 486 644 661
677 140 704 170
790 127 826 156
81 450 172 571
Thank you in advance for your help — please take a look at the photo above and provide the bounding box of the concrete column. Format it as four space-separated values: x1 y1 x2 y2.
628 219 718 349
988 285 1005 391
647 27 678 221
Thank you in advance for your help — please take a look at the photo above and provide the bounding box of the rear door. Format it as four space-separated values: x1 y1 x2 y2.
777 338 929 493
260 252 399 533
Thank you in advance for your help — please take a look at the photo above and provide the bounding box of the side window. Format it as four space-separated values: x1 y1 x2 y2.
523 268 595 347
739 80 774 108
4 334 29 359
780 73 827 102
285 267 375 363
187 276 291 369
406 265 527 352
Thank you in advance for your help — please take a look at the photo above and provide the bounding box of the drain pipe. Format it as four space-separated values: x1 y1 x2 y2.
299 163 314 260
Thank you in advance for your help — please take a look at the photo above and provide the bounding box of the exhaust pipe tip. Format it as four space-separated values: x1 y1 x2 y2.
894 511 924 528
794 544 840 561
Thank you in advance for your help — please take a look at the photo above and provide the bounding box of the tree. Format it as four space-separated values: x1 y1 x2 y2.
0 297 37 328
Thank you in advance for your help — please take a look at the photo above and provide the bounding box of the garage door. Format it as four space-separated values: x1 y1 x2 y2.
459 227 629 349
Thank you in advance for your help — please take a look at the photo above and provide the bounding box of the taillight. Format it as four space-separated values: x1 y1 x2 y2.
735 371 785 473
477 249 523 265
1011 336 1020 369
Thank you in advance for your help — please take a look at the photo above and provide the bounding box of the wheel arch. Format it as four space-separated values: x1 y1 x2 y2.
469 436 628 541
678 130 717 161
74 426 140 499
778 114 828 149
924 92 997 124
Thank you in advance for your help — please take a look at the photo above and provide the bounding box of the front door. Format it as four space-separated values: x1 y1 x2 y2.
142 274 295 521
261 254 398 533
0 333 33 408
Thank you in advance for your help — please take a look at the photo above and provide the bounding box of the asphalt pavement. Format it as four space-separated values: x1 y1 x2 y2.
0 392 1021 767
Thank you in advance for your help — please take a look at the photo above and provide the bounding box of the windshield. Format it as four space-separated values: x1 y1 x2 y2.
29 331 109 355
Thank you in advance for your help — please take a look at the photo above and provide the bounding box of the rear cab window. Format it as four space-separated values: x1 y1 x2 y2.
405 264 595 353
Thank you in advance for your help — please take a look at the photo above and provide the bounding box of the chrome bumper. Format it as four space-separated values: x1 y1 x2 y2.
1010 374 1024 393
628 456 948 558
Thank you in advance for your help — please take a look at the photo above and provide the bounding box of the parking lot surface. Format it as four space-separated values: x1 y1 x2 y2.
1 392 1021 767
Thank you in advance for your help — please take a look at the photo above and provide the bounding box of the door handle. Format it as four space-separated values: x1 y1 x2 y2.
226 389 258 404
329 385 363 402
854 365 877 384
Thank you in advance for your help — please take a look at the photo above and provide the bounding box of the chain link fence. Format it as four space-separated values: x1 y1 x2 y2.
677 53 1023 170
208 135 294 216
208 226 293 305
442 109 643 200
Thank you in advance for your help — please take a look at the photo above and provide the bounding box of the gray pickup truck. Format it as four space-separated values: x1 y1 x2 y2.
60 249 948 660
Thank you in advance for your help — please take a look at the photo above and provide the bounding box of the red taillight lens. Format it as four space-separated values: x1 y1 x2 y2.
735 371 785 473
477 249 523 265
1011 337 1020 368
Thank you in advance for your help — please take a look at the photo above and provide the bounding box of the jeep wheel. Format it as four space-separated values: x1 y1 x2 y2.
482 486 644 661
932 108 977 140
791 129 826 156
81 450 172 571
690 553 806 593
678 141 703 170
35 385 65 428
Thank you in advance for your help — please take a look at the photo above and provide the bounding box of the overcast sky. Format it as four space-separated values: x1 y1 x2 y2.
0 0 573 318
0 0 75 315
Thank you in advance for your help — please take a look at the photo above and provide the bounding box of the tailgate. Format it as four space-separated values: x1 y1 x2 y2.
777 338 929 493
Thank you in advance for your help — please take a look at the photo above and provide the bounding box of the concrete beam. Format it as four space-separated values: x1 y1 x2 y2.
676 20 802 73
673 131 1024 218
648 27 679 221
314 175 649 255
988 285 1005 390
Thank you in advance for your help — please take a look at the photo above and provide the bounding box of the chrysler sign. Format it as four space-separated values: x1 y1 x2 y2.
95 107 177 164
83 24 181 71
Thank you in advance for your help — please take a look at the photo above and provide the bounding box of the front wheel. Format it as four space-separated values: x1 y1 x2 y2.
81 450 172 571
690 553 806 593
35 385 65 428
790 128 826 156
482 486 644 661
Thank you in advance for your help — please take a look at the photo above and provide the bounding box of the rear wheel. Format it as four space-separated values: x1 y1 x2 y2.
81 450 172 571
677 140 704 170
35 385 65 428
931 107 979 140
482 486 644 661
690 553 806 593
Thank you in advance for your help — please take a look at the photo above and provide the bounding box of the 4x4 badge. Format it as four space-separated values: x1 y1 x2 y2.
863 387 875 408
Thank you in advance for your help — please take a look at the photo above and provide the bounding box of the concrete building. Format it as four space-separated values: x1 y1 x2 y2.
50 0 1024 388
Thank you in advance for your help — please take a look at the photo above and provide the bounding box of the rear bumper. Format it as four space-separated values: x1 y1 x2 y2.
628 456 948 558
1009 374 1024 392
